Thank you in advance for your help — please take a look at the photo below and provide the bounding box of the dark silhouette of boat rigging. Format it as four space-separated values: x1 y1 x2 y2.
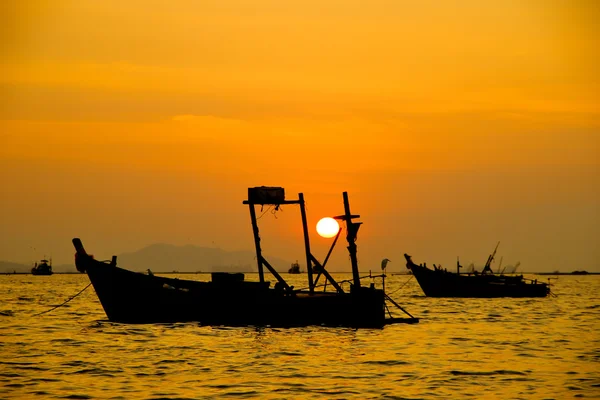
31 259 53 275
73 187 418 327
405 242 549 298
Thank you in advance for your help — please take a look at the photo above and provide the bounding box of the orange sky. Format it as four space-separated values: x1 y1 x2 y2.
1 1 598 271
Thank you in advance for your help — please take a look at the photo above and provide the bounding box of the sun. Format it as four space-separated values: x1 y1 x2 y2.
316 217 340 238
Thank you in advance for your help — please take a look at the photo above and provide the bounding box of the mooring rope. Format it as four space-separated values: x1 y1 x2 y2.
32 282 92 317
384 293 416 319
386 274 413 296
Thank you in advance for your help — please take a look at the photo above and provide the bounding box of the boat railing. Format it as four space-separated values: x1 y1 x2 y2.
293 271 386 293
293 271 416 321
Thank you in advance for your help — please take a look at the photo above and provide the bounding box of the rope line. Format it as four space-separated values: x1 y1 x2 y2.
387 275 414 296
256 205 273 220
32 282 92 317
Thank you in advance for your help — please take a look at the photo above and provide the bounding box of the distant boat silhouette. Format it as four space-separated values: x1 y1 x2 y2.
404 243 549 298
288 261 302 274
31 259 53 276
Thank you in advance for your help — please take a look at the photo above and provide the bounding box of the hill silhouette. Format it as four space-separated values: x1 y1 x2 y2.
116 243 291 273
0 261 31 274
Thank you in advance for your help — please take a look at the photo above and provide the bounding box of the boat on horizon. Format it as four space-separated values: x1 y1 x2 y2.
288 261 302 274
404 243 549 298
73 187 418 327
31 259 53 276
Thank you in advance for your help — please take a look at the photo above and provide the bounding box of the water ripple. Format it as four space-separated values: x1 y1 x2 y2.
0 274 598 399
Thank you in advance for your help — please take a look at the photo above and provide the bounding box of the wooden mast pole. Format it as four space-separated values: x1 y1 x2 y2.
298 193 315 292
248 202 265 283
244 188 296 290
342 192 361 290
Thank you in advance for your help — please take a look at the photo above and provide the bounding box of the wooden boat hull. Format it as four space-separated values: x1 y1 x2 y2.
76 253 387 327
31 267 53 275
31 270 53 275
406 257 549 298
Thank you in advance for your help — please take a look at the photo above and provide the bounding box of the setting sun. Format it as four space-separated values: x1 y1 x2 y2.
316 217 340 238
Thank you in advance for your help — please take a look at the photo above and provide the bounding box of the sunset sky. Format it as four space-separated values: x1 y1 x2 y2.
1 1 598 272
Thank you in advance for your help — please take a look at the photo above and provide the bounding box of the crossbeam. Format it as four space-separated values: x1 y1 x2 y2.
262 257 290 291
311 255 344 293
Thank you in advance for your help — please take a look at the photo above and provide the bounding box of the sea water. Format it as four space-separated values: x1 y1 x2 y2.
0 273 598 399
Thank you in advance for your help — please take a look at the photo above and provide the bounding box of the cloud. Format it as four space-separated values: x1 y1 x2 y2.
170 115 251 136
172 114 245 124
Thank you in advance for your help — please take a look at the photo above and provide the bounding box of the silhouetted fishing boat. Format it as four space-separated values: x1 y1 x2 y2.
31 259 53 275
73 187 418 327
404 243 549 298
288 261 302 274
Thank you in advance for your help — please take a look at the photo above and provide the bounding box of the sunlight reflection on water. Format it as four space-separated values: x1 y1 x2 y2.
0 274 599 399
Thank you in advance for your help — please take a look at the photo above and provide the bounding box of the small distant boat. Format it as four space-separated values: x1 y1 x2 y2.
288 261 302 274
31 259 53 275
73 187 418 327
404 243 549 298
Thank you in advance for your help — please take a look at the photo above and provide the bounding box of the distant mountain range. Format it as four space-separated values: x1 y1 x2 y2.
116 243 292 273
1 244 293 274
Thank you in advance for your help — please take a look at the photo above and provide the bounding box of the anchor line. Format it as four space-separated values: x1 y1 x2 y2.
386 274 414 296
32 282 92 317
384 293 416 319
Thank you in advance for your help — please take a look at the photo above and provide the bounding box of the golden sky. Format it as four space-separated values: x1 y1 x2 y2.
1 1 598 271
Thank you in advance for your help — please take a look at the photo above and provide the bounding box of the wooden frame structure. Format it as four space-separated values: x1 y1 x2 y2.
243 187 354 294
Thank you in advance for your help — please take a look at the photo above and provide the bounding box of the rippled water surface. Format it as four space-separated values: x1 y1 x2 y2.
1 273 599 399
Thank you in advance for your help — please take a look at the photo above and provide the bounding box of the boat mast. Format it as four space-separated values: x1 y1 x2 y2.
244 187 292 290
298 193 315 292
335 192 362 290
247 203 265 283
